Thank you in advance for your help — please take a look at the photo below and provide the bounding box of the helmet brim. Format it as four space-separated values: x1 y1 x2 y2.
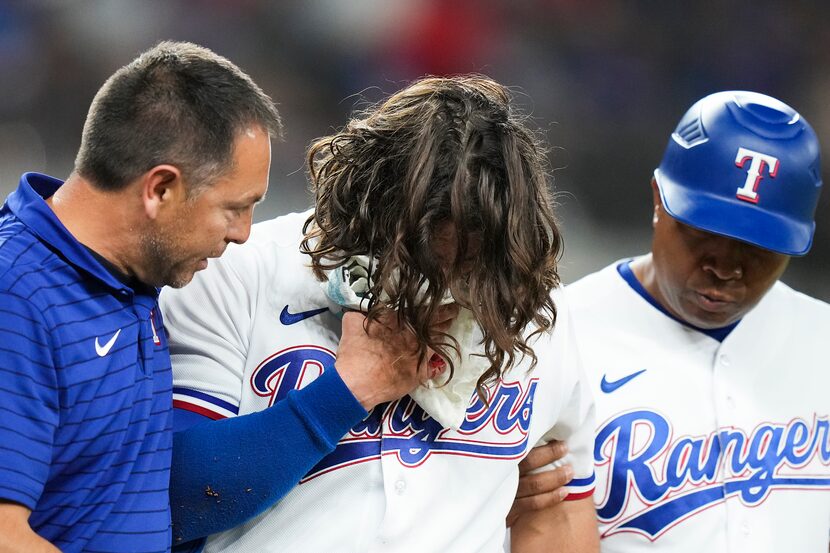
654 169 814 256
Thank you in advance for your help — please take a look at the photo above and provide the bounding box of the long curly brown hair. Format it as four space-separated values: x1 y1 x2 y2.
301 75 562 398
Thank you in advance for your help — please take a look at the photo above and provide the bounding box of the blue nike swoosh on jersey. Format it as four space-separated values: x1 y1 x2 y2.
279 306 330 325
600 369 647 393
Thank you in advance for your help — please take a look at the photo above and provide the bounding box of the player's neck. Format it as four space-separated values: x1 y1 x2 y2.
47 174 142 277
629 255 653 291
629 254 670 314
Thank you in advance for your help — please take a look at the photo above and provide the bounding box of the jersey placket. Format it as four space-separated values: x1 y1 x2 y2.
369 409 400 550
371 402 425 551
711 340 764 551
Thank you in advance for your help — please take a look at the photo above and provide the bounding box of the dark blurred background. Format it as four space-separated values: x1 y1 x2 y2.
1 0 827 300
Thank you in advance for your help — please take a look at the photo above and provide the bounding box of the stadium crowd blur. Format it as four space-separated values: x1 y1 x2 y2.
1 0 827 300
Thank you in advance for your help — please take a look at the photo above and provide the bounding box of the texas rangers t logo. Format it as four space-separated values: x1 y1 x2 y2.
735 147 780 203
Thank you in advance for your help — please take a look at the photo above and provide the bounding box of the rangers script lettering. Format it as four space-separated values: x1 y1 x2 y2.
596 410 830 539
251 345 333 406
251 344 538 478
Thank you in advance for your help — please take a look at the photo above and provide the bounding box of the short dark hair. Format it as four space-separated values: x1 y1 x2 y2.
75 41 282 192
302 76 562 398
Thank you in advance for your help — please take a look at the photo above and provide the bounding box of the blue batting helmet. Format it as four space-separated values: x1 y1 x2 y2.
653 91 822 256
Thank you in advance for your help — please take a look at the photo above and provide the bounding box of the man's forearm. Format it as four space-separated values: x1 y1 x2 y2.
170 367 366 544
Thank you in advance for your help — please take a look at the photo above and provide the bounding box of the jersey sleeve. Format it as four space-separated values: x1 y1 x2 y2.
534 292 597 500
0 290 58 509
161 245 258 420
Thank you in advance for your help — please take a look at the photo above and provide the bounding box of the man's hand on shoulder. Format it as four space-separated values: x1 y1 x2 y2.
335 305 458 411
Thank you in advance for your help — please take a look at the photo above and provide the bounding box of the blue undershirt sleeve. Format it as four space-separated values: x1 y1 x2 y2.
170 366 367 545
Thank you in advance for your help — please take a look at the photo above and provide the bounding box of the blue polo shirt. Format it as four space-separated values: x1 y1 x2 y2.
0 173 172 552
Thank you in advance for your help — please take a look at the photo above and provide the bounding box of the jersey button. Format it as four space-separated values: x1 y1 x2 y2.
740 520 750 535
395 480 406 495
726 395 736 409
719 354 731 367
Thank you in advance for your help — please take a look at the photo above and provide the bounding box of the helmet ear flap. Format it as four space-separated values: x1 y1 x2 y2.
655 91 822 257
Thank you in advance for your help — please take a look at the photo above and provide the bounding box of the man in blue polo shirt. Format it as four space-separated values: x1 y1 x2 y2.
0 42 282 552
0 41 447 552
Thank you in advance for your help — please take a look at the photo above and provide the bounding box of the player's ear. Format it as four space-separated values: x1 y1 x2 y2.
650 177 662 227
140 165 186 220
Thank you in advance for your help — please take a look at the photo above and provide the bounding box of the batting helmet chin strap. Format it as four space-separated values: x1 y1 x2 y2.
654 91 823 256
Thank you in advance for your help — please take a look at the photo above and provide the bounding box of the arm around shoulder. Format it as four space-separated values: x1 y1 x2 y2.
170 365 367 544
510 496 600 553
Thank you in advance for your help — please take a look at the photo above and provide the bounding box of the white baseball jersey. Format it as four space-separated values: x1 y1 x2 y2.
161 211 596 553
567 260 830 552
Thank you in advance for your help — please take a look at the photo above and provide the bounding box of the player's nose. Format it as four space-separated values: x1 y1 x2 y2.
701 236 744 281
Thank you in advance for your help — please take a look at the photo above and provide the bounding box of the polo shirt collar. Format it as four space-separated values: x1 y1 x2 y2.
6 172 143 297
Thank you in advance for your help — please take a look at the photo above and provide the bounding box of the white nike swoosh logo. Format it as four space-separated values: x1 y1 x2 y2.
95 329 122 357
